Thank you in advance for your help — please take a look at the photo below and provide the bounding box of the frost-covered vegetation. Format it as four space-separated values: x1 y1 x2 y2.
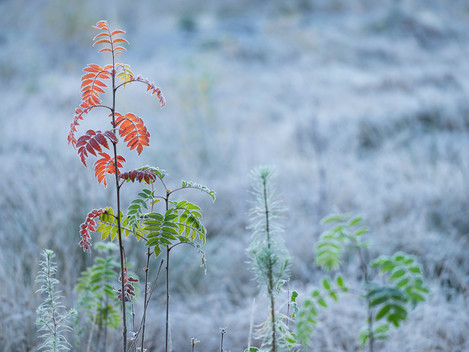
1 0 469 351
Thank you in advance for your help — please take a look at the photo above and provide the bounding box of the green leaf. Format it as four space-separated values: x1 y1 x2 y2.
414 285 429 293
318 297 327 308
390 268 406 280
375 304 392 320
370 295 389 307
396 277 410 288
394 253 406 262
410 292 425 303
321 214 349 224
290 291 298 302
352 227 369 237
335 275 349 293
348 216 363 226
408 265 422 274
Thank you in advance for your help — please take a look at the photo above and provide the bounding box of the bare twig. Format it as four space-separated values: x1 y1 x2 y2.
220 328 227 352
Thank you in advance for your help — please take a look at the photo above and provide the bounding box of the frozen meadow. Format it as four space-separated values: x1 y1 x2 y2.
1 0 469 350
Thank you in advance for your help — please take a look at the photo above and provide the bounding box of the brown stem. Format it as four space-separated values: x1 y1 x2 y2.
108 26 127 352
165 246 170 352
140 247 151 352
128 259 164 351
220 328 226 352
165 192 170 352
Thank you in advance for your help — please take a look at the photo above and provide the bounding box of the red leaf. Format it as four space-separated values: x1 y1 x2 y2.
118 269 138 302
79 208 106 252
76 130 111 166
120 167 159 184
134 77 166 107
103 130 118 144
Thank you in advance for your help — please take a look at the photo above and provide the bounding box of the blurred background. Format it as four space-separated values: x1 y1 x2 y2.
1 0 469 350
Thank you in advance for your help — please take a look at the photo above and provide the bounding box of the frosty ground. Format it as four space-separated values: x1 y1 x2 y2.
1 0 468 351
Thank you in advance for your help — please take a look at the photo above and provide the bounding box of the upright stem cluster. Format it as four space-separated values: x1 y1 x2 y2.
36 250 76 352
70 20 213 352
248 167 290 352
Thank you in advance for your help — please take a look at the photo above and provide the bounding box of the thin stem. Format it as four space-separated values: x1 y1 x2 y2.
159 176 168 192
85 313 97 352
103 296 109 352
262 177 277 352
247 298 255 351
169 241 195 251
107 26 127 352
191 338 197 352
165 246 170 352
46 256 59 344
165 191 170 352
220 328 226 352
131 301 136 331
167 185 202 196
128 259 164 351
114 78 149 91
140 247 151 352
287 281 290 330
75 104 113 119
357 246 373 352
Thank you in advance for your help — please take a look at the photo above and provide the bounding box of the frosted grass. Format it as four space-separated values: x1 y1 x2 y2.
1 0 469 350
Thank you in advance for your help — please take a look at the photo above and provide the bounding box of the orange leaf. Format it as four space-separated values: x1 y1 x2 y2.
93 20 108 30
93 86 105 94
93 32 108 41
79 65 110 108
82 73 95 80
94 153 125 187
113 38 129 45
115 113 150 155
93 38 111 46
89 64 103 71
94 80 107 87
81 79 93 87
111 30 126 36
